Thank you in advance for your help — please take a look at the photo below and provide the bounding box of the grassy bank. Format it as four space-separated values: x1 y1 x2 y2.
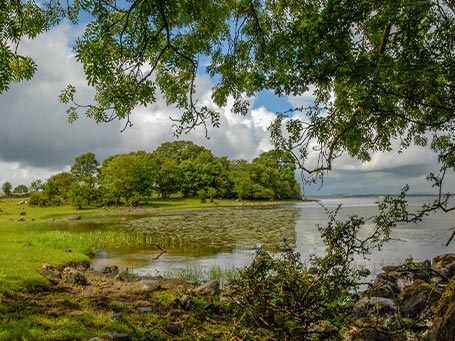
1 197 286 293
0 197 302 340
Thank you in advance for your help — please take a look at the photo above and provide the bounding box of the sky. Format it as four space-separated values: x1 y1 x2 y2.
0 22 452 196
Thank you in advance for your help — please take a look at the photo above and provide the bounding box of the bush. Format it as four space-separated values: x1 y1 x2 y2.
227 247 352 339
28 191 50 206
226 206 392 339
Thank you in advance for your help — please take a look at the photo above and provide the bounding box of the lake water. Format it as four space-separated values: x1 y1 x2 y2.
89 196 455 278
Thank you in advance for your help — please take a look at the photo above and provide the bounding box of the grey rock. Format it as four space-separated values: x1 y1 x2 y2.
62 267 88 285
103 265 119 275
137 306 153 313
432 253 455 279
193 280 220 296
66 215 81 220
352 297 397 319
107 331 131 341
140 279 161 293
42 263 61 279
182 296 194 310
110 313 122 321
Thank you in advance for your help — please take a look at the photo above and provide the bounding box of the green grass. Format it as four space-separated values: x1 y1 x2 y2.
0 199 97 293
0 197 294 293
0 197 300 340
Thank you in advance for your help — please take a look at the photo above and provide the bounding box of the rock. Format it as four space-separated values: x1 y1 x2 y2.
62 267 88 285
425 276 455 340
182 296 194 310
432 253 455 279
17 218 25 221
389 271 414 290
140 279 161 293
398 279 441 319
107 331 131 341
88 338 109 341
42 263 61 279
358 268 371 277
344 326 394 341
193 280 220 296
102 265 119 275
19 211 26 216
65 248 72 253
66 215 81 221
352 297 397 320
137 306 153 313
365 273 399 299
110 313 122 321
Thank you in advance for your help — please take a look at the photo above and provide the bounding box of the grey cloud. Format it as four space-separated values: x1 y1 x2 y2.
0 23 124 169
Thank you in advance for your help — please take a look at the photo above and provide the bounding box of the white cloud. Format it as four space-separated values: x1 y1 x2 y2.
0 22 451 196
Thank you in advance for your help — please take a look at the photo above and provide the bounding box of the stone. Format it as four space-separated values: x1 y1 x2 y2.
62 267 88 285
107 331 131 341
19 211 26 216
399 280 441 319
65 215 81 220
352 297 397 320
365 273 399 299
182 296 194 310
432 253 455 279
193 280 220 296
88 338 109 341
137 306 153 313
344 326 394 341
102 265 119 275
42 263 61 279
425 276 455 341
110 313 122 321
140 279 161 293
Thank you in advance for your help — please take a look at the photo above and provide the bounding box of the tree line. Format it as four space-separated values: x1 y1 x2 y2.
7 141 300 207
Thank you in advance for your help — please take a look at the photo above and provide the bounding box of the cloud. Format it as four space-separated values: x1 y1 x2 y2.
0 22 451 196
0 23 278 188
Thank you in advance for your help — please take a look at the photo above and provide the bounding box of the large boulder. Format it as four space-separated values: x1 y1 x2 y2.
431 253 455 280
425 276 455 341
398 279 441 319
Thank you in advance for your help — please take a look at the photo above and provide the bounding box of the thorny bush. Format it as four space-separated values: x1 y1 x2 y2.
226 204 393 339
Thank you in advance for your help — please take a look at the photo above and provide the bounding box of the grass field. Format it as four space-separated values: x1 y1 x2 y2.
0 197 265 293
0 197 300 340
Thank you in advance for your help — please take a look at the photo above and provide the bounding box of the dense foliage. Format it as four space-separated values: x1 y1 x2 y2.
23 141 300 207
2 1 453 216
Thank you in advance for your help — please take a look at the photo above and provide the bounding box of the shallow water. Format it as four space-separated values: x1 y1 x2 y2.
64 196 455 277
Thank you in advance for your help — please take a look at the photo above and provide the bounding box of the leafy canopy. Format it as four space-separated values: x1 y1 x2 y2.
2 1 455 218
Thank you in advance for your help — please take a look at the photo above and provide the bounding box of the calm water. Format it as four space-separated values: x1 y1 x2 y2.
89 196 455 277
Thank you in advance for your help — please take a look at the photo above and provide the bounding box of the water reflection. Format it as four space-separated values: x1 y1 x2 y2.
59 196 455 277
60 207 299 275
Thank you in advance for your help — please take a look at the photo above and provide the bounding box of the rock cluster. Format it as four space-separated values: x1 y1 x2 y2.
346 253 455 340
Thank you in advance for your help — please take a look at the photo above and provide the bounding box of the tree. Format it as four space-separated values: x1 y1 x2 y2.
0 0 62 93
13 184 29 194
156 159 180 199
58 1 454 233
70 152 99 183
2 182 12 197
252 150 301 200
99 152 158 205
44 172 75 205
